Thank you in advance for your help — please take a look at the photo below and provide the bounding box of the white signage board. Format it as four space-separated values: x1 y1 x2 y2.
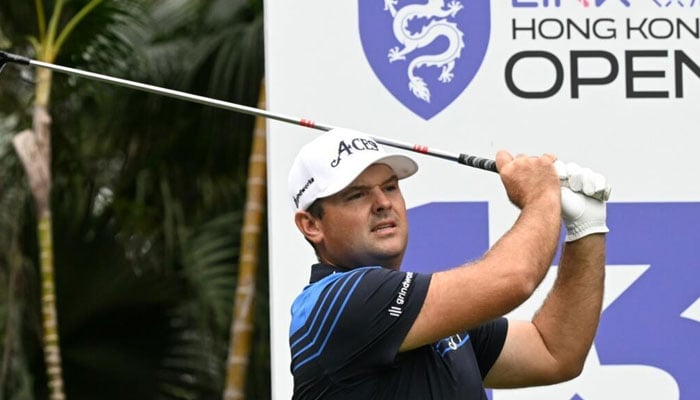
265 1 700 398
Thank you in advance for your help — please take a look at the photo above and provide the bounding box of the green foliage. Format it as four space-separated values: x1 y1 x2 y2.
0 0 269 398
0 85 40 400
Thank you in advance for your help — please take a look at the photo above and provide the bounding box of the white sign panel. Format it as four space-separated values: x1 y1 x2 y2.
264 0 700 398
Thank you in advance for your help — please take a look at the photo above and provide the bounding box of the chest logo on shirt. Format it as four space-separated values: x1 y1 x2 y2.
434 333 470 357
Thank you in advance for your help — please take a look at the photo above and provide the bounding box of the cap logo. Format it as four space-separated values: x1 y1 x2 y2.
293 177 315 208
330 138 380 167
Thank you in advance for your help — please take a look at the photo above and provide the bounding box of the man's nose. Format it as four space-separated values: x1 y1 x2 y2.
372 188 392 213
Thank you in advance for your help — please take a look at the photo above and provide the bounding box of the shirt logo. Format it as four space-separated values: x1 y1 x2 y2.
434 333 470 357
388 272 414 317
389 306 403 317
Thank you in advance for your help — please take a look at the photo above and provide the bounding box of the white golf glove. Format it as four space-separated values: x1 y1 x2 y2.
554 161 610 242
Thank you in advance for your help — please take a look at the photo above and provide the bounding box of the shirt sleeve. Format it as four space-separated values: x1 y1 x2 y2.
320 267 431 374
468 317 509 379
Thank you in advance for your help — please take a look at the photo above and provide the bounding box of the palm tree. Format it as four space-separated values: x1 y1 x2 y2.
223 82 267 400
1 0 269 399
110 1 268 396
8 1 150 399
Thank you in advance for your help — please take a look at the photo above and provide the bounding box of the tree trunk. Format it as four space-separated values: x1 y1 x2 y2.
37 211 64 400
13 101 66 400
223 82 267 400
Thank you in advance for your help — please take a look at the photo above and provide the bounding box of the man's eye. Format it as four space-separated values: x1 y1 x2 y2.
384 184 397 192
347 192 364 200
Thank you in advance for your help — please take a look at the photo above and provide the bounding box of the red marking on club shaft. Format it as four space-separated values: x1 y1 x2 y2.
413 144 429 154
300 119 315 128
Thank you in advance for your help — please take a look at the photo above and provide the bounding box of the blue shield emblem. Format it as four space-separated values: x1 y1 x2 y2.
359 0 491 120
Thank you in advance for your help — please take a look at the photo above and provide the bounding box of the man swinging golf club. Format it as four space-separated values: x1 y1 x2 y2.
0 51 609 398
287 128 608 399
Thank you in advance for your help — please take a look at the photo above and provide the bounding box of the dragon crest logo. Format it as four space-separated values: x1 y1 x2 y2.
359 0 491 120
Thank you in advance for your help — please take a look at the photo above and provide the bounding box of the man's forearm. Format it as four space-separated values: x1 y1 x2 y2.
531 234 606 378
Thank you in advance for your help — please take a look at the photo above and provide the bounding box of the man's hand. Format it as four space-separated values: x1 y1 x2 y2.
496 151 561 210
554 161 610 242
555 161 611 201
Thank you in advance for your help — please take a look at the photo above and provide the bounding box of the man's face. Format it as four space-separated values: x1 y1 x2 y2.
313 163 409 270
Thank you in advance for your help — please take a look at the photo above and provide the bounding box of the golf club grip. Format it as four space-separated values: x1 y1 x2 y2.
458 154 498 173
456 154 611 201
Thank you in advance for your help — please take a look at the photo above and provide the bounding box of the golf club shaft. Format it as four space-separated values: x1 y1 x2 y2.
1 51 612 200
2 51 498 173
32 59 334 131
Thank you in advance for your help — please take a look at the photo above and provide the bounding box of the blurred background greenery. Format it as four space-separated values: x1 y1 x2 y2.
0 0 269 399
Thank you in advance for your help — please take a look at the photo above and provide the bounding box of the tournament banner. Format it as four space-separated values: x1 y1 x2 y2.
264 0 700 399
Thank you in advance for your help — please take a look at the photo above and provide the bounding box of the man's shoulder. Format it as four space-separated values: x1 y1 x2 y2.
299 266 387 302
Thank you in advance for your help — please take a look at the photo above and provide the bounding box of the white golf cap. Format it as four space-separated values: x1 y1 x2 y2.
288 128 419 211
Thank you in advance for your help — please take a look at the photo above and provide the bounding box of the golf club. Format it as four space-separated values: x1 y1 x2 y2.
0 50 611 201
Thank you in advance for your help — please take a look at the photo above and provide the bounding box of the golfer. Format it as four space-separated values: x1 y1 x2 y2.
287 128 608 399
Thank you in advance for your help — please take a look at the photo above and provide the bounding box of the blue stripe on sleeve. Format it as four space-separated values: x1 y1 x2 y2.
289 267 376 371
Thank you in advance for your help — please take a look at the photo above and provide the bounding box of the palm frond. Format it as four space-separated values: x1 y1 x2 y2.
181 212 241 331
153 212 242 399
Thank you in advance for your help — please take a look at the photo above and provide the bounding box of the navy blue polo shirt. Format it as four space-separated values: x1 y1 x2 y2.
290 263 508 399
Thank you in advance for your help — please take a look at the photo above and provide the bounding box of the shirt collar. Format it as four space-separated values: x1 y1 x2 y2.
309 263 354 283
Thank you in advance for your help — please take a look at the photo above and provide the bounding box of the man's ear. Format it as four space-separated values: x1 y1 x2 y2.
295 211 323 244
